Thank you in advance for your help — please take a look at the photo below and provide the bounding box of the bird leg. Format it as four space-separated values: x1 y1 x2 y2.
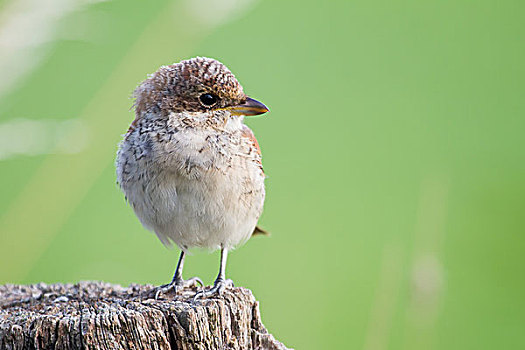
194 248 234 300
155 251 203 299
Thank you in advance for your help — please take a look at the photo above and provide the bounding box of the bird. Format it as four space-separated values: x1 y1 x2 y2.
116 57 269 299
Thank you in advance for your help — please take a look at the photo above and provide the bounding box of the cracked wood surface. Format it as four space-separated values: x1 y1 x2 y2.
0 282 291 350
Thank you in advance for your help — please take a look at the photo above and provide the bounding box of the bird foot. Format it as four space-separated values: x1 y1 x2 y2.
193 278 234 301
155 277 203 299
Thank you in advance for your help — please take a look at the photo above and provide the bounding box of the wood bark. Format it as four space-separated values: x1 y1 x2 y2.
0 282 291 350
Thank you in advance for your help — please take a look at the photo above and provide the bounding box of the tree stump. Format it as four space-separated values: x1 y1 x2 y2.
0 282 291 350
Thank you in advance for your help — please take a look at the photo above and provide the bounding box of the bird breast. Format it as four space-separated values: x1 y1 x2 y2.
116 112 265 250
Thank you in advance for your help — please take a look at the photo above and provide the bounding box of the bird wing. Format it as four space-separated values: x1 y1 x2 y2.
241 125 262 157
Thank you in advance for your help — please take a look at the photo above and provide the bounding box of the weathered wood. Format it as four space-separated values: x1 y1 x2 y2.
0 282 291 350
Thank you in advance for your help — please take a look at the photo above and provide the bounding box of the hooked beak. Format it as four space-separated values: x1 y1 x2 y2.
228 97 269 116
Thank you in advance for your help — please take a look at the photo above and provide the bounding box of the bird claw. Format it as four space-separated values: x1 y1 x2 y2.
193 278 234 301
155 277 203 299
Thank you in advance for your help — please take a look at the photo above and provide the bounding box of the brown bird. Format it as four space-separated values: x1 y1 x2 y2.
116 57 269 298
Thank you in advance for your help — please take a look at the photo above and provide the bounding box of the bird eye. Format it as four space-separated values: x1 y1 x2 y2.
199 93 218 107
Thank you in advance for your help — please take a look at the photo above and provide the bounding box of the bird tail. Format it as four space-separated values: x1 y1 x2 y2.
252 225 269 236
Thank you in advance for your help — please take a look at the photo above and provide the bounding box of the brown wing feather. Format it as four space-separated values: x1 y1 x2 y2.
241 125 266 237
241 125 262 157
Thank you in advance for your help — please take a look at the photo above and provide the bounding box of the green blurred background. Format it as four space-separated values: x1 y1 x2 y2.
1 0 524 348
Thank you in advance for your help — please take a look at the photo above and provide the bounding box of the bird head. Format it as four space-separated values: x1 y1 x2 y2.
133 57 268 122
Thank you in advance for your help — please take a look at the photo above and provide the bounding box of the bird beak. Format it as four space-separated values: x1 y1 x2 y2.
228 97 269 116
